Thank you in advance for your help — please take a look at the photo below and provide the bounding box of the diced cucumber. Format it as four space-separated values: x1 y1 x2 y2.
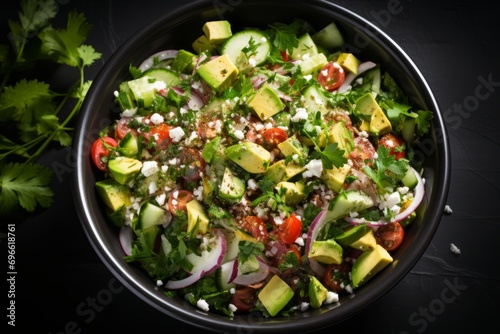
312 22 344 51
117 132 140 158
302 83 329 115
360 67 381 96
216 261 236 291
219 167 246 200
141 68 181 87
401 118 416 144
138 202 167 230
221 29 271 71
401 166 418 190
326 190 374 221
291 33 318 60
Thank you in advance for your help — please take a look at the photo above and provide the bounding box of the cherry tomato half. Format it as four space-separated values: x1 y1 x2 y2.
280 50 289 62
378 133 406 160
239 216 269 244
278 214 302 244
317 62 345 91
263 127 288 148
91 136 117 171
323 262 352 292
142 123 172 149
115 117 138 140
231 287 258 312
374 221 404 251
168 190 194 216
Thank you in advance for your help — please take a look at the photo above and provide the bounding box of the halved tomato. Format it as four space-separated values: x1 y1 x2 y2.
91 137 117 171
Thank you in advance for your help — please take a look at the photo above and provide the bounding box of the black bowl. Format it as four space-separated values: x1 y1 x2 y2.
73 0 450 332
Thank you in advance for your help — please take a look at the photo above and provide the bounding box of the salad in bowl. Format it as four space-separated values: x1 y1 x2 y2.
90 18 432 318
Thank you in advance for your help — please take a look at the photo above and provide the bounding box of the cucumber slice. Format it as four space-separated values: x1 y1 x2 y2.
302 83 329 115
312 22 344 51
216 261 236 291
138 202 167 230
326 190 374 222
401 166 418 190
221 29 271 71
141 68 181 87
117 132 140 158
219 167 246 200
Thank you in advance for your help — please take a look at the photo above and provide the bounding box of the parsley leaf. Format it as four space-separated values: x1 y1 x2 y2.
321 143 347 169
268 22 300 55
363 145 408 192
0 162 54 214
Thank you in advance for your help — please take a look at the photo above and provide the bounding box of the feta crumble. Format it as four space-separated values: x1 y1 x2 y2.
302 159 323 178
196 299 210 312
444 205 453 214
450 243 461 254
169 126 185 143
141 161 159 177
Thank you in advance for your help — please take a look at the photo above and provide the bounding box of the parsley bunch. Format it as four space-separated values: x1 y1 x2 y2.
0 0 101 217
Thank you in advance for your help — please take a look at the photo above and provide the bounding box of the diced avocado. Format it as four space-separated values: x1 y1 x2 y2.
258 275 294 317
335 224 376 251
351 244 393 288
359 119 370 132
219 167 246 200
95 179 132 212
308 239 343 265
264 160 305 183
234 228 259 243
327 122 354 158
197 54 239 91
277 135 306 158
370 106 392 136
312 22 344 51
321 163 351 193
248 84 284 120
225 141 271 174
138 202 167 231
202 20 232 44
325 190 374 222
336 52 361 74
308 276 328 309
108 157 142 185
171 49 197 74
300 53 328 75
275 181 306 206
186 199 210 235
192 35 216 54
354 93 380 119
291 33 318 60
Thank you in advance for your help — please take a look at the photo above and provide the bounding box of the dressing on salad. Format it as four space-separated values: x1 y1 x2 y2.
92 19 432 317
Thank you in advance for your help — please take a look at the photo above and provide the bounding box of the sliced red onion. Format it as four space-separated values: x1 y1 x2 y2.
230 257 270 286
305 210 329 277
165 230 226 289
139 50 179 72
119 226 134 256
186 91 204 111
337 61 377 93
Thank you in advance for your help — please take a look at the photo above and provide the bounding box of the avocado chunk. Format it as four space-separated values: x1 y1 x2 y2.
321 163 351 193
258 275 294 316
225 141 271 174
308 239 343 265
275 181 306 206
351 244 393 288
197 54 239 91
248 84 284 120
171 49 197 74
219 167 246 200
95 179 132 212
291 33 318 60
186 199 210 235
335 224 376 251
369 106 392 136
264 160 305 183
202 20 232 44
354 93 380 119
336 52 361 74
277 135 307 158
192 35 216 54
308 276 328 309
327 121 354 158
108 157 143 185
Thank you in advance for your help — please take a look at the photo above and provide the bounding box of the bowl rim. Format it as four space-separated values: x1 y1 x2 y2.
72 0 451 332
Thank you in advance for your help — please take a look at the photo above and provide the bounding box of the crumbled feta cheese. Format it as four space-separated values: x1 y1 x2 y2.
344 284 353 294
148 181 157 195
193 185 204 201
141 161 159 177
247 178 258 190
273 215 284 225
248 57 257 67
302 159 323 178
196 299 210 312
303 74 312 81
300 302 309 312
233 129 245 140
294 236 304 246
450 243 461 254
120 108 137 117
155 193 166 206
230 288 236 294
444 205 453 214
325 291 339 304
179 107 188 115
379 192 401 210
291 108 308 122
156 280 163 287
152 80 166 91
150 112 164 125
397 186 409 195
229 303 238 312
169 126 185 143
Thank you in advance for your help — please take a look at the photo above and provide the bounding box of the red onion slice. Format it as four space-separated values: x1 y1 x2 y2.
139 50 179 72
119 226 134 256
337 61 377 93
165 230 226 289
230 257 270 286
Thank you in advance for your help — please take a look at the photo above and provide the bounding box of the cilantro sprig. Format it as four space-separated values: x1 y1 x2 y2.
0 0 101 216
363 145 409 192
